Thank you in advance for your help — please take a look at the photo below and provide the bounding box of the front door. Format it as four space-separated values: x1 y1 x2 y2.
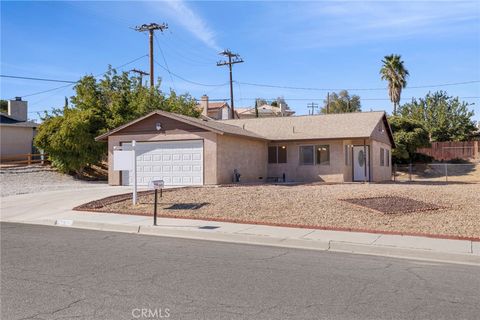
353 146 370 182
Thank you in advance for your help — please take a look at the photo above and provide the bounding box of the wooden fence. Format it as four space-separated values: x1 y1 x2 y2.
417 141 479 161
0 153 48 167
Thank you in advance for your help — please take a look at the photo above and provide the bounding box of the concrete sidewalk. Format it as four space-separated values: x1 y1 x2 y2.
1 187 479 265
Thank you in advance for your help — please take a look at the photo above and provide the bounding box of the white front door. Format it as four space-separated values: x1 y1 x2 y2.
353 146 370 181
121 140 204 186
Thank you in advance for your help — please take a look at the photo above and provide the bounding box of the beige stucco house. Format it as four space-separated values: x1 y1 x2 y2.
0 98 38 160
96 110 394 186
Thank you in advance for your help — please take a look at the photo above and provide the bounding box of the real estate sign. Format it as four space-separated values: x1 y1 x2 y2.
113 150 134 171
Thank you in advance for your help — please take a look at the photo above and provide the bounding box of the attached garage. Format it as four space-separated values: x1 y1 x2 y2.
121 140 203 186
95 110 267 187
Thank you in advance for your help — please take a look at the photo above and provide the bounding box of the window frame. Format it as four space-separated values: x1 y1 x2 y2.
299 144 330 166
268 145 287 164
316 145 330 165
380 147 385 166
299 145 315 165
386 149 390 167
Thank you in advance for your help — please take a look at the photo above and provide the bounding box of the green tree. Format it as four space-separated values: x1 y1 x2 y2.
389 116 430 163
398 91 476 141
380 54 409 115
0 100 7 113
35 67 200 175
321 90 361 114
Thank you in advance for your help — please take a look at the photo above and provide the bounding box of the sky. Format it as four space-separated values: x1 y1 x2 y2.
1 0 479 122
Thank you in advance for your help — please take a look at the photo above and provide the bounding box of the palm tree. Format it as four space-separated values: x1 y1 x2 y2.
380 54 409 115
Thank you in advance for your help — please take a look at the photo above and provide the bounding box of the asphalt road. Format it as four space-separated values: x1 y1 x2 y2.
1 223 479 320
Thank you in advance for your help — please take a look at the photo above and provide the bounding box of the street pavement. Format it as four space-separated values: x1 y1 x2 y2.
2 222 479 320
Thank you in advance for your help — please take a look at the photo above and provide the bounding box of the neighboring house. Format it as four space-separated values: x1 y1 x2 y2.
197 95 235 120
236 103 295 119
96 110 394 186
0 98 38 160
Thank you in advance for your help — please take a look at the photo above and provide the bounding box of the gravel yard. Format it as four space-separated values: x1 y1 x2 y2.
78 183 480 239
0 165 104 197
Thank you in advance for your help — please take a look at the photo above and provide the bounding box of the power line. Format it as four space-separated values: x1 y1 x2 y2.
154 60 229 87
237 80 480 92
210 96 480 102
7 54 148 100
154 33 176 91
0 75 76 84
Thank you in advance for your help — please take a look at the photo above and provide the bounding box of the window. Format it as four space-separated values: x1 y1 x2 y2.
268 146 277 164
380 147 385 166
299 146 314 165
268 146 287 164
316 145 330 165
386 149 390 167
278 146 287 163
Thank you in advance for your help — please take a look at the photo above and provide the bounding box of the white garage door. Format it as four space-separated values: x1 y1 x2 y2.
121 140 203 186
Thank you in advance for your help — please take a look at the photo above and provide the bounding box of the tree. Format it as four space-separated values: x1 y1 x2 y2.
398 91 476 141
320 90 361 114
0 100 7 113
35 67 200 175
380 54 409 115
389 116 430 163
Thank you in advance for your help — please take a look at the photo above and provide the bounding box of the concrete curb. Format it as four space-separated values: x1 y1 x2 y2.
4 219 479 266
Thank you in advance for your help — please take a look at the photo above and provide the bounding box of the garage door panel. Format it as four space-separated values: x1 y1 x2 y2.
121 140 203 186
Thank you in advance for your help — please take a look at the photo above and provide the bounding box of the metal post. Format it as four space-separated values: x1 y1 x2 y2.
409 163 412 182
132 140 137 205
154 189 158 226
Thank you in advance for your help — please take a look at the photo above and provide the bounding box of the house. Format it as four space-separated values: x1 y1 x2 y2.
197 95 235 120
236 103 295 119
0 98 38 160
96 110 394 186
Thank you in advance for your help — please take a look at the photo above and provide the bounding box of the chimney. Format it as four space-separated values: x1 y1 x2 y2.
200 95 209 116
8 98 28 122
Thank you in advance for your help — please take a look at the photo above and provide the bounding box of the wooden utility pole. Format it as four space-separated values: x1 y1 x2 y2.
307 102 319 115
130 69 149 87
134 23 168 89
217 50 244 119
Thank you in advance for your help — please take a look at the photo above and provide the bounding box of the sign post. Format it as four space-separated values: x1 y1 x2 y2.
132 140 137 205
149 180 164 226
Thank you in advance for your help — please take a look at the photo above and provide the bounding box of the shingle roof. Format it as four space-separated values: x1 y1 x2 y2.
218 111 392 142
96 110 394 146
95 110 266 141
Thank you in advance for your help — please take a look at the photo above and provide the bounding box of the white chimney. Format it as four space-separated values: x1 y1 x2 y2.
8 97 28 122
200 95 209 116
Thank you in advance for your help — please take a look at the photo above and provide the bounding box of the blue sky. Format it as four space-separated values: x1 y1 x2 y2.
1 0 479 122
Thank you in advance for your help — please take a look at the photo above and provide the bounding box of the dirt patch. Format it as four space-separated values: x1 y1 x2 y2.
74 183 480 238
341 196 442 214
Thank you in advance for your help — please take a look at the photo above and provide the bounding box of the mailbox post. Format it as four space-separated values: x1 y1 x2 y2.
150 180 164 226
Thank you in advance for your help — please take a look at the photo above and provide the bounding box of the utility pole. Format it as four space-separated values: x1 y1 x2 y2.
307 102 319 115
130 69 149 87
217 50 244 119
134 23 168 89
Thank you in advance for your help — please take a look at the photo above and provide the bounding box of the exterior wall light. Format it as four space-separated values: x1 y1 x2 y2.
156 123 162 131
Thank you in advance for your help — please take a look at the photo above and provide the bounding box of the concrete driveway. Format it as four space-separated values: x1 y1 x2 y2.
0 186 130 223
